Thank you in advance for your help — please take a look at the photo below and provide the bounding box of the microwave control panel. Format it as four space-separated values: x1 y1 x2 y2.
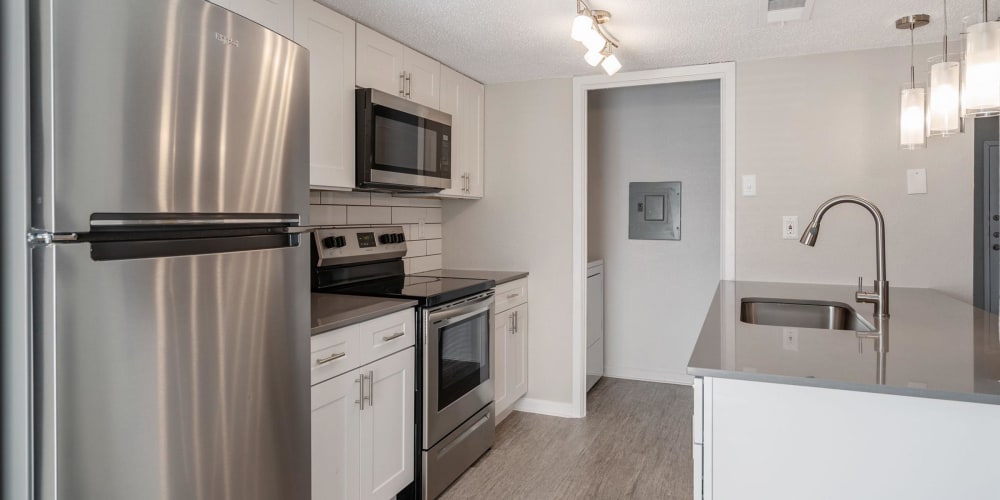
313 225 407 268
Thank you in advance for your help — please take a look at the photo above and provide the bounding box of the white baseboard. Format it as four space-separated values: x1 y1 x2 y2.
604 366 694 386
511 397 582 418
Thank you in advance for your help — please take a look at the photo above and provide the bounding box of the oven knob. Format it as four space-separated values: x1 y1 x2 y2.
389 234 399 243
322 236 337 248
334 236 347 248
397 233 406 242
379 234 392 244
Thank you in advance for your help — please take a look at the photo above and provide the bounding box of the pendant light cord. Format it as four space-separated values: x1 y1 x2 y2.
911 26 916 88
944 0 949 62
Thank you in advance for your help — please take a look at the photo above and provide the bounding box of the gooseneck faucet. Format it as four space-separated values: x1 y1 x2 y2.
799 195 889 319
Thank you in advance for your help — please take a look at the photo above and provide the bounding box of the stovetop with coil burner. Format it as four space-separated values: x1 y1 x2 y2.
311 225 494 307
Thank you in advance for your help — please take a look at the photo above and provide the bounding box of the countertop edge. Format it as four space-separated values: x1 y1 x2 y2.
494 271 529 286
687 367 1000 406
310 299 417 336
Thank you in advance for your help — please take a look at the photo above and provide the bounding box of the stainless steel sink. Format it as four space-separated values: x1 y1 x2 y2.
740 298 875 332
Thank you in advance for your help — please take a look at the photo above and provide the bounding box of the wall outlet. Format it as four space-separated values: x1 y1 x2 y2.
782 216 798 240
906 168 927 194
742 174 757 196
782 327 799 351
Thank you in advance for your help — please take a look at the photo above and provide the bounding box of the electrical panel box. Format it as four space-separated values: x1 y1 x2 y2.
628 181 681 240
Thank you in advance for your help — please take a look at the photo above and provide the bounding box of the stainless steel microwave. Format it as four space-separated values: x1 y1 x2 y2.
356 88 452 192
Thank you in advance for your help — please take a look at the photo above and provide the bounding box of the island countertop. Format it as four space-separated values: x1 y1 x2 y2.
687 281 1000 405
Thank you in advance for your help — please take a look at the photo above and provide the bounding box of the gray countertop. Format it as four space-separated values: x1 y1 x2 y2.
310 293 417 336
412 269 529 286
688 281 1000 405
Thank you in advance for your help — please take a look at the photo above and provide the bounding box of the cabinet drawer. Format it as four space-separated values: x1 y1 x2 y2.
358 309 415 366
310 325 360 386
495 278 528 313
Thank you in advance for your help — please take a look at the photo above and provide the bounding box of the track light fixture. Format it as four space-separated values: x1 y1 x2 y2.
570 0 622 76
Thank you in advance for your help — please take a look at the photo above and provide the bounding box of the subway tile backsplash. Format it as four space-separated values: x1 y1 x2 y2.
309 190 443 273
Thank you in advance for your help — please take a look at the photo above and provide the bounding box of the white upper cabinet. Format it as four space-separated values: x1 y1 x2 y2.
356 26 441 109
293 0 356 190
356 25 406 98
438 66 484 199
402 48 441 109
228 0 294 39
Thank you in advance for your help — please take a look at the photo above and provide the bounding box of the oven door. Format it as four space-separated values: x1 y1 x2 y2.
423 292 494 447
357 88 452 192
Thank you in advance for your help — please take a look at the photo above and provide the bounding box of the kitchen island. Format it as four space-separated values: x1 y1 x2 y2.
688 281 1000 500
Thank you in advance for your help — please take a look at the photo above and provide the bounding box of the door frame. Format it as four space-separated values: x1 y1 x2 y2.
570 62 737 417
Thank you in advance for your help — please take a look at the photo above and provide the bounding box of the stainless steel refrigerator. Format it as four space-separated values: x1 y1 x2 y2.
30 0 310 498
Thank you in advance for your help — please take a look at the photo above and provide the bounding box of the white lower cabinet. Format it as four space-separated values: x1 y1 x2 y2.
359 350 414 500
494 279 529 420
311 310 415 500
312 371 361 500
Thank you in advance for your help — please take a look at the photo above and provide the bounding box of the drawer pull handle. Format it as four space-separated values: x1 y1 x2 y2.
316 352 346 365
506 293 519 299
382 331 405 342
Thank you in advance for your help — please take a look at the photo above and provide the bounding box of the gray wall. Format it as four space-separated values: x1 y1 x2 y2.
443 78 576 409
587 81 721 383
736 44 975 302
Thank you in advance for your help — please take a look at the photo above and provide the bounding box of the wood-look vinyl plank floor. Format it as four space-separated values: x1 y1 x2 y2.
439 377 693 500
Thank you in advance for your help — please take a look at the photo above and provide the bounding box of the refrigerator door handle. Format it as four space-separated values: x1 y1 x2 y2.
27 230 78 246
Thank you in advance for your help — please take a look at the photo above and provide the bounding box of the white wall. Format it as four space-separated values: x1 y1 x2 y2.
587 81 721 383
736 44 975 303
442 78 576 408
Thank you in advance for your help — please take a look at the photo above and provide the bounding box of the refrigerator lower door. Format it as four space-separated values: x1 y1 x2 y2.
34 242 310 500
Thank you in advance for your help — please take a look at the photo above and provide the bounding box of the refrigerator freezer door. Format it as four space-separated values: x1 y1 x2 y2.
34 242 310 500
33 0 309 232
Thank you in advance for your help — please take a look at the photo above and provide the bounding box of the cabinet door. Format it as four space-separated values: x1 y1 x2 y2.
508 304 528 402
293 0 356 189
462 78 485 198
359 348 414 500
436 67 465 197
493 309 512 415
437 67 484 199
356 25 405 98
402 47 441 109
312 371 361 500
229 0 294 38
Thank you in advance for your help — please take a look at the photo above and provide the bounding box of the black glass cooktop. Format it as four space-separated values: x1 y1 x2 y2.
316 275 495 307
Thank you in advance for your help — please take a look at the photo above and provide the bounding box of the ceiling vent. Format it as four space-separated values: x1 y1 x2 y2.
761 0 815 24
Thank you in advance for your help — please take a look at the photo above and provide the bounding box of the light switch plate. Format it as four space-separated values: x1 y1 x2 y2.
782 327 799 351
782 216 798 240
742 174 757 196
906 168 927 194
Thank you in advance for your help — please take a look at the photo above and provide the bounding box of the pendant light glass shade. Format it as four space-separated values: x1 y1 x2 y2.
581 28 607 52
963 21 1000 116
900 86 928 149
571 15 593 41
584 49 605 66
927 58 962 136
601 54 622 75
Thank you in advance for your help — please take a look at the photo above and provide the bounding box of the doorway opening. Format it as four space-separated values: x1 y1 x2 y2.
571 64 737 417
974 116 999 313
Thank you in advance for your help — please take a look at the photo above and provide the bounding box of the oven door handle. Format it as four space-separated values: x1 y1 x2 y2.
429 294 494 327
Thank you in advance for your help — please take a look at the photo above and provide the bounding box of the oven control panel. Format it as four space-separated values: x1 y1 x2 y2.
313 225 408 268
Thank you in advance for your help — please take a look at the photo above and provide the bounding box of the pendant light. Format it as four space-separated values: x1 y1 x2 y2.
569 0 622 75
897 14 930 150
963 0 1000 116
928 0 963 136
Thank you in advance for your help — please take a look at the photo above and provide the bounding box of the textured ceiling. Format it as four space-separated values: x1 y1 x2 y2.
317 0 985 84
